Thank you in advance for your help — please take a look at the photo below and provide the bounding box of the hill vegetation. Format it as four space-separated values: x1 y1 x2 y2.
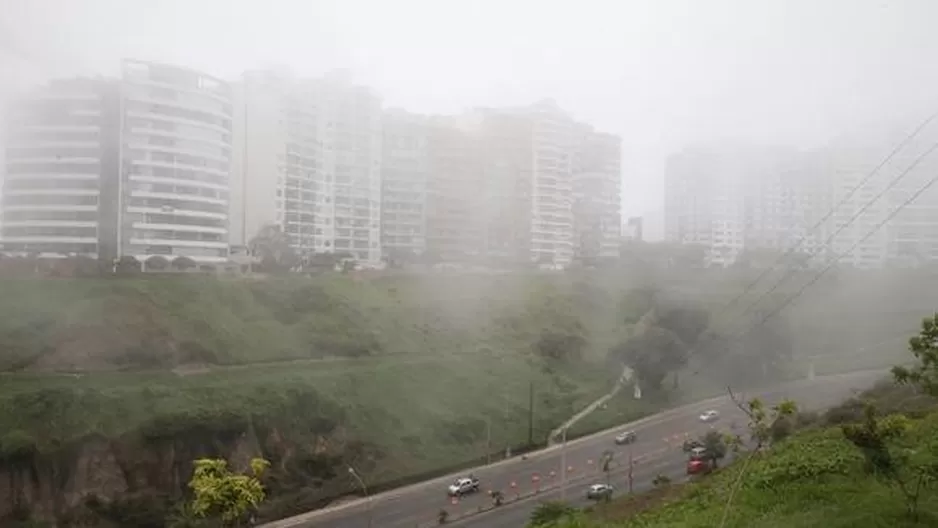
0 258 936 526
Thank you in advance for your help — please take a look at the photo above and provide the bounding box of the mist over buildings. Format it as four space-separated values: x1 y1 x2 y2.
3 0 938 267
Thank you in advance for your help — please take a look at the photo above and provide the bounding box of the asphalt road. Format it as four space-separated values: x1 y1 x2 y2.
262 369 884 528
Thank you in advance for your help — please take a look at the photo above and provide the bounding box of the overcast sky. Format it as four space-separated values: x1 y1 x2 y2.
3 0 938 221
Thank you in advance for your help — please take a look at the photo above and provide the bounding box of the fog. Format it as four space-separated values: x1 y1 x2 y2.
4 0 938 217
5 3 938 523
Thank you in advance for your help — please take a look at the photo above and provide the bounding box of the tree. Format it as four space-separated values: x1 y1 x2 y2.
728 389 797 451
841 404 938 521
655 304 711 347
249 224 298 273
383 248 418 270
172 256 197 271
700 430 727 468
610 326 688 391
145 255 170 271
892 313 938 396
115 255 141 274
188 458 269 527
304 251 340 272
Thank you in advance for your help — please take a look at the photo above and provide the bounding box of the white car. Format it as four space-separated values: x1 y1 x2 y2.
699 410 720 423
586 483 614 500
447 476 480 496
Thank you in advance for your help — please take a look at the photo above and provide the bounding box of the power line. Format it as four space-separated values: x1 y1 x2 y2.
715 137 938 522
713 114 938 325
732 137 938 329
749 144 938 330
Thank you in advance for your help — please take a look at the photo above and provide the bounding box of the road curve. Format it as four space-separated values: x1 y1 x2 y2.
261 369 885 528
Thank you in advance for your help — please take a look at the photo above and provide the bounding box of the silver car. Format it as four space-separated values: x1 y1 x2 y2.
699 410 720 423
614 430 637 445
586 483 614 500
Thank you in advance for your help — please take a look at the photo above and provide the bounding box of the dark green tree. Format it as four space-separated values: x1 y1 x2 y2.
610 326 687 391
249 224 298 273
893 313 938 396
700 430 727 468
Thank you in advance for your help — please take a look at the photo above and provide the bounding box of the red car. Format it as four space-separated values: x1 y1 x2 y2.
686 458 710 475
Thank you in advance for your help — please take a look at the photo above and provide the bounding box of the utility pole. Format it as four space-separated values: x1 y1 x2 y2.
560 427 568 501
628 445 634 494
527 381 534 446
485 417 492 465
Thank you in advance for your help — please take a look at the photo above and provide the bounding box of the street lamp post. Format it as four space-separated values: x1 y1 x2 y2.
560 426 568 501
347 466 372 528
628 444 634 494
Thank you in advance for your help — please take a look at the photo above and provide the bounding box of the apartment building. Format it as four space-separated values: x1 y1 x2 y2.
231 69 382 264
821 125 938 268
664 146 827 267
2 60 233 265
573 131 622 260
400 100 621 268
120 59 233 264
381 109 428 259
423 114 487 261
2 77 120 259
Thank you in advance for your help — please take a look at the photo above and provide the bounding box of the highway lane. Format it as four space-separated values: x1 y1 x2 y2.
262 369 884 528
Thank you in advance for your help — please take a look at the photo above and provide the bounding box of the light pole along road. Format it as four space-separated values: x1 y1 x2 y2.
260 369 885 528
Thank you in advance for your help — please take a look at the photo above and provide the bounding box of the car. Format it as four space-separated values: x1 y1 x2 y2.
686 458 711 475
689 446 707 459
586 483 614 500
699 410 720 423
447 476 481 496
614 430 637 445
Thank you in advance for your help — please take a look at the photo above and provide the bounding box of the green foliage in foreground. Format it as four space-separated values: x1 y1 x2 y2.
537 313 938 528
188 458 269 526
539 414 938 528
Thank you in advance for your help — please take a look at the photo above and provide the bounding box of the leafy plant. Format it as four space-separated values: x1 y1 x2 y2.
188 458 270 526
893 313 938 396
841 405 938 521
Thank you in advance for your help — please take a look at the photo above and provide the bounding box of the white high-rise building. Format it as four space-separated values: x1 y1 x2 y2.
573 131 622 260
2 77 117 259
2 60 234 265
231 70 382 263
381 109 428 259
664 145 827 267
120 59 233 264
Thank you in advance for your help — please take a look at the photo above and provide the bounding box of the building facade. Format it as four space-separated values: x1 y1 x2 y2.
664 146 829 267
2 60 234 266
380 109 428 259
231 69 382 264
573 131 622 260
2 77 119 259
120 59 233 264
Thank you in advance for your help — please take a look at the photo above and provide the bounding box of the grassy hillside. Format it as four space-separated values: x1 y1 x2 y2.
0 268 934 526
